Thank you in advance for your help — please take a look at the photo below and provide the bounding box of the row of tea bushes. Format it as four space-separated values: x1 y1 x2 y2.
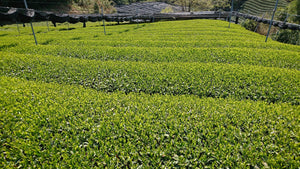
1 52 299 104
1 76 299 168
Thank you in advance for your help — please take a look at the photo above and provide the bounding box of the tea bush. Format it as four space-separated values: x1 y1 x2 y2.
0 19 299 168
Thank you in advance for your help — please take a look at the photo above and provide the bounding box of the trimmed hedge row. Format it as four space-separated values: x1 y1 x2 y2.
1 76 299 168
1 52 299 104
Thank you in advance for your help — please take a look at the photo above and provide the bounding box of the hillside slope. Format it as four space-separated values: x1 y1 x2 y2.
0 20 299 168
240 0 288 16
116 2 182 14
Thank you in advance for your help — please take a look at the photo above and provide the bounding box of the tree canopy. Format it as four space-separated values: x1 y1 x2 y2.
0 0 294 13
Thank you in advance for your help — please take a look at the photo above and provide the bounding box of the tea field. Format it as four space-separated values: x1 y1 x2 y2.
0 20 299 168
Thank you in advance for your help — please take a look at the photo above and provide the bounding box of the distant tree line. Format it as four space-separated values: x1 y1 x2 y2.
277 0 300 23
0 0 297 14
0 0 71 9
0 0 244 11
168 0 247 12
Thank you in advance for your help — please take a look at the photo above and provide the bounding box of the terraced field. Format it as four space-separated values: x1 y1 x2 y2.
1 20 299 168
240 0 287 16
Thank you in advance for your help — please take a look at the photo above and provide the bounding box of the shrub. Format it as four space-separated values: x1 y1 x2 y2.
273 29 300 45
241 19 258 31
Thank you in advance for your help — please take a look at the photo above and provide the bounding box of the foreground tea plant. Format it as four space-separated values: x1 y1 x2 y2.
0 76 299 168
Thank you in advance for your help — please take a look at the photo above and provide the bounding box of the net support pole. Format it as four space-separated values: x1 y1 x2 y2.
136 8 139 28
254 13 265 32
47 20 49 32
152 14 155 23
274 13 289 39
228 0 234 28
23 0 37 45
284 13 289 23
102 7 106 35
265 0 279 42
16 22 20 35
29 22 37 45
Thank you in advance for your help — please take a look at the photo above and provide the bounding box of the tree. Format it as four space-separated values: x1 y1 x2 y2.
233 0 247 10
95 0 116 13
294 0 300 23
287 0 300 23
297 0 300 15
212 0 230 10
195 0 214 10
174 0 230 12
0 0 71 9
